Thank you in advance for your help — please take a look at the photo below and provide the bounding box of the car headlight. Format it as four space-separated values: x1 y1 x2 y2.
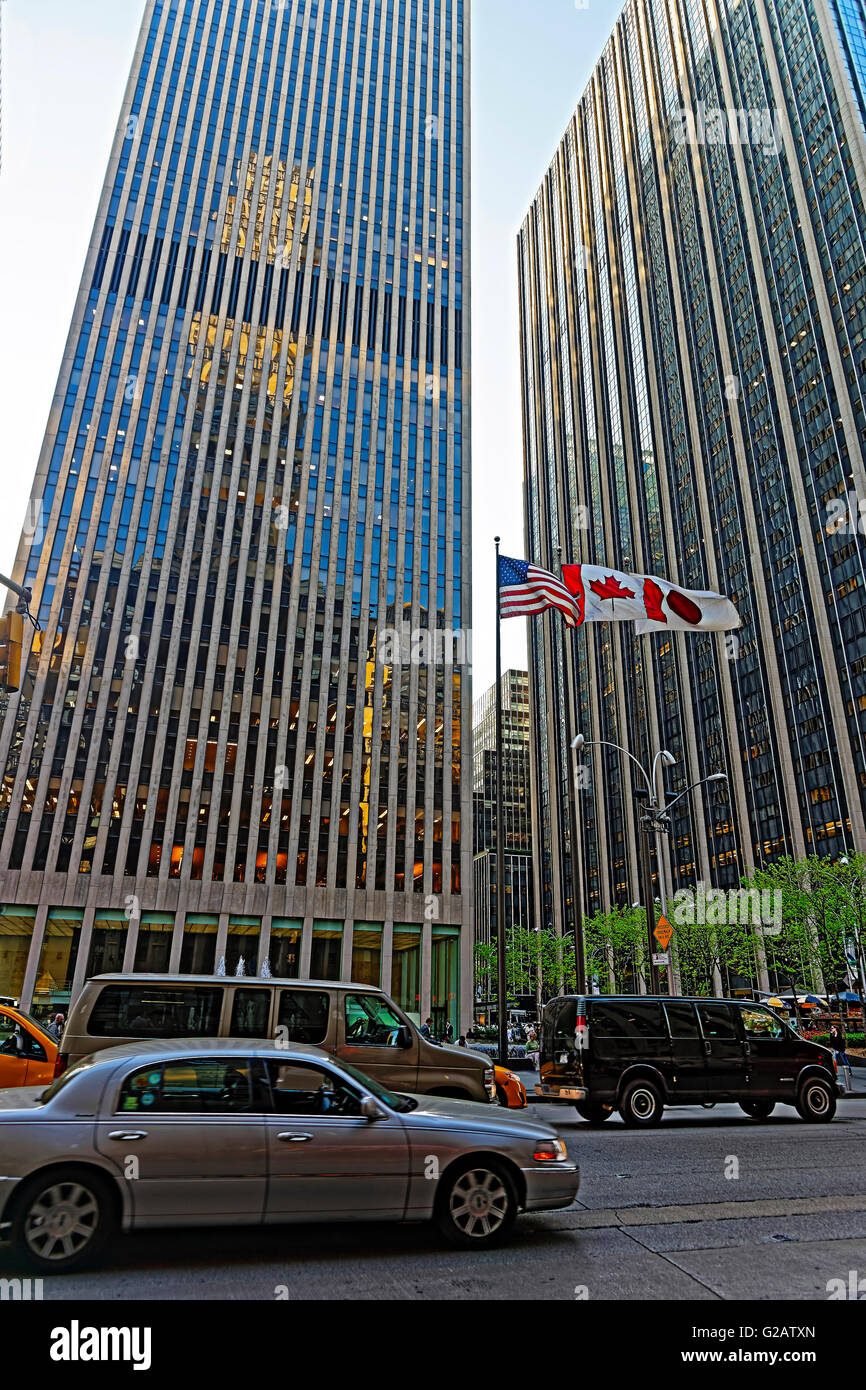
533 1138 568 1162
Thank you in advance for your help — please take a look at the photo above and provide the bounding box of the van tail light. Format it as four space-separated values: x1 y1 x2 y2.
53 1053 68 1079
575 1014 589 1050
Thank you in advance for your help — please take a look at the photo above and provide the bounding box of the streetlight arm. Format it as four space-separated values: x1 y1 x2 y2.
573 737 653 796
662 775 728 820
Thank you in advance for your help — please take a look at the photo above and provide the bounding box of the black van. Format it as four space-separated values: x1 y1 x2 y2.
537 995 843 1125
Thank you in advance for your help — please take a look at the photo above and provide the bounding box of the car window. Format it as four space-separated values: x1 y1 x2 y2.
263 1060 363 1117
88 985 223 1038
275 990 329 1044
696 1003 739 1040
591 1002 666 1038
740 1006 785 1040
230 988 271 1038
117 1058 259 1114
345 994 405 1046
664 1001 700 1039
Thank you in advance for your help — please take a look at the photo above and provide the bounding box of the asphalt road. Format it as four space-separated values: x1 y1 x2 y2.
4 1096 865 1301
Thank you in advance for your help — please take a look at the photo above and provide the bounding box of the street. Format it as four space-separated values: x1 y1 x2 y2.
6 1098 865 1301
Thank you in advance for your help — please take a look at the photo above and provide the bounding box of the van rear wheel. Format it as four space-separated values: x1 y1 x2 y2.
740 1099 776 1119
619 1078 663 1128
575 1101 613 1124
796 1076 836 1123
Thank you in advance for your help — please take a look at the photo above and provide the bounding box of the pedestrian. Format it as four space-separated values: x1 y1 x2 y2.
47 1013 65 1041
420 1017 433 1040
829 1017 852 1070
458 1035 467 1048
444 1019 454 1043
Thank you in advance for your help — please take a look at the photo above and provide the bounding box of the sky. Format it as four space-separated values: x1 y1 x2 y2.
0 0 617 692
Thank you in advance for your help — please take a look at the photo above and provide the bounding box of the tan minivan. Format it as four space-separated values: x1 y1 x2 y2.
55 974 496 1104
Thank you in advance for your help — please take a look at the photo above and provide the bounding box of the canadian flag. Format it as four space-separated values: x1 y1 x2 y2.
561 565 740 634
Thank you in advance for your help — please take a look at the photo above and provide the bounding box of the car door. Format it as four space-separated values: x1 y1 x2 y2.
738 1004 797 1098
261 1058 409 1222
695 1002 747 1094
0 1008 30 1088
95 1055 267 1224
339 992 420 1091
663 1000 707 1099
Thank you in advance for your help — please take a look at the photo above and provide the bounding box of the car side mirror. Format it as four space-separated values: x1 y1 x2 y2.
360 1096 387 1122
397 1024 413 1049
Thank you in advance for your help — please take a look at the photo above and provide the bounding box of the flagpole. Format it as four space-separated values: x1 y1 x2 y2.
558 546 587 995
494 537 508 1069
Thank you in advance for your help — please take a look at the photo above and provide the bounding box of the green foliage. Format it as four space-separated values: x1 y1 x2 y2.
475 853 866 1001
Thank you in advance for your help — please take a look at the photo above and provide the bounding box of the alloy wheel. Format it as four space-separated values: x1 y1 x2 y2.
448 1168 510 1239
24 1181 100 1263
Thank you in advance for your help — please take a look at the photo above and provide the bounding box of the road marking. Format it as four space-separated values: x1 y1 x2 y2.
552 1193 866 1229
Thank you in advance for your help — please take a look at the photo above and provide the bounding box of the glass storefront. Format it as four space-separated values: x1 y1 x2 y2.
391 926 421 1023
351 923 382 987
133 914 175 972
225 916 261 977
32 908 83 1022
86 911 130 977
267 919 302 978
431 928 459 1040
311 921 343 980
181 914 218 973
0 907 36 1002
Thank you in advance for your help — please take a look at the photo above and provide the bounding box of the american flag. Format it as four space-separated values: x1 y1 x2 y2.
498 555 581 628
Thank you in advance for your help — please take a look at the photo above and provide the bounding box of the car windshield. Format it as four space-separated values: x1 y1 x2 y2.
37 1052 102 1104
332 1058 418 1112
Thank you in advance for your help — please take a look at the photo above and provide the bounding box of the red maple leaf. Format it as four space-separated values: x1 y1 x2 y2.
590 575 636 602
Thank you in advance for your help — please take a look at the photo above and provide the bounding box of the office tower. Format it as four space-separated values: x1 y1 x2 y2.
518 0 866 959
472 670 534 1005
0 0 471 1032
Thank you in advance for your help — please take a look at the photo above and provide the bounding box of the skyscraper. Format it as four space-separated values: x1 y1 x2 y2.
0 0 471 1032
472 670 534 1007
518 0 866 956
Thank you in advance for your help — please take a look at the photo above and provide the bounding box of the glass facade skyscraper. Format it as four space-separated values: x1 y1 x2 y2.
518 0 866 954
0 0 471 1032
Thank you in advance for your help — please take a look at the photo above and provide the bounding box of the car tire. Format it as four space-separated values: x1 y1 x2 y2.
795 1076 836 1123
619 1078 663 1128
574 1101 613 1124
435 1159 519 1249
740 1099 776 1119
10 1168 116 1273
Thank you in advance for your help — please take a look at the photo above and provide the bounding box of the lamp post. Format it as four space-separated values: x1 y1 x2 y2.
572 732 729 996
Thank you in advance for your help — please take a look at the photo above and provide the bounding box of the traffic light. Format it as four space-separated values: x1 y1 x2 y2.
0 611 24 691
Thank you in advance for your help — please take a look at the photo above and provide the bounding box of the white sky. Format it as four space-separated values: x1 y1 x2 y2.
0 0 615 691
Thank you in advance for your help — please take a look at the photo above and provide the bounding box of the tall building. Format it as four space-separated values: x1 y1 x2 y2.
0 0 471 1032
518 0 866 951
472 670 534 1001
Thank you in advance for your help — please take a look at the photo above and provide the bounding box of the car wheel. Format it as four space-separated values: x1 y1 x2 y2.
795 1076 836 1123
575 1101 613 1124
619 1078 663 1128
11 1169 116 1273
436 1160 518 1249
740 1099 776 1119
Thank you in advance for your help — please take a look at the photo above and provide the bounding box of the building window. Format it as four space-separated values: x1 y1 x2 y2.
87 912 130 977
0 906 37 1002
391 926 421 1022
310 921 342 981
33 909 83 1022
134 914 175 973
351 924 382 987
226 917 261 977
182 915 218 974
268 919 302 978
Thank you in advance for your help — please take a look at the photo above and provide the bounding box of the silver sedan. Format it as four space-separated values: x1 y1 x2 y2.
0 1038 580 1271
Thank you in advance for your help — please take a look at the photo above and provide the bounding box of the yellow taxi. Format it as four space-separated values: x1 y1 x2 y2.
0 1005 58 1089
495 1064 527 1108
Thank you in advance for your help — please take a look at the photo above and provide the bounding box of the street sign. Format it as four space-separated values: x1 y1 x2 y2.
654 916 673 951
652 953 670 966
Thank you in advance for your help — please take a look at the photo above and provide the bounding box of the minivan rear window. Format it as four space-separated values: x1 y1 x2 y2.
276 989 329 1044
87 985 223 1038
590 1001 666 1038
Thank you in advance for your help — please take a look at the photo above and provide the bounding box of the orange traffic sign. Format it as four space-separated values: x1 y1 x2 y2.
654 916 673 951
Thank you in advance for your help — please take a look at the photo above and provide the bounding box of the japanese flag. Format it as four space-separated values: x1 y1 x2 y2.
561 565 740 634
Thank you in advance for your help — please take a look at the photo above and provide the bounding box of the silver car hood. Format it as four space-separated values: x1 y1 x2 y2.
399 1093 556 1140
